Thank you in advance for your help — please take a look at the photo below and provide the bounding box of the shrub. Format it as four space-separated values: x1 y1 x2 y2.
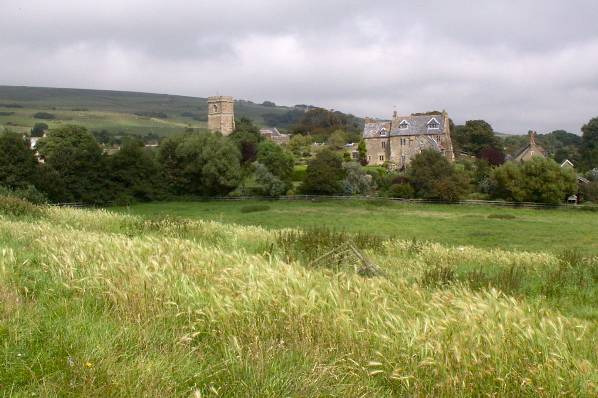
0 195 42 217
0 185 47 204
0 112 14 116
33 112 56 120
388 183 414 198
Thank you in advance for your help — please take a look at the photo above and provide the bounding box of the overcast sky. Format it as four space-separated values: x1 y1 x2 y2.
1 0 598 134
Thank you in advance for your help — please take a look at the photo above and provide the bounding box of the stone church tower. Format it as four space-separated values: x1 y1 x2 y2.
208 96 235 136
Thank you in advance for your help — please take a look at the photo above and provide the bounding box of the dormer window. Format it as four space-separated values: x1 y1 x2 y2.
399 120 409 130
379 128 387 136
427 118 440 130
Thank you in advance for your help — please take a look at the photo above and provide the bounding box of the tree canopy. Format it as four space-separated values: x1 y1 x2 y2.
0 130 39 189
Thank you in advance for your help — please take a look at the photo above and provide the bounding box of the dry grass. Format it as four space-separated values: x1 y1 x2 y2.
0 207 597 396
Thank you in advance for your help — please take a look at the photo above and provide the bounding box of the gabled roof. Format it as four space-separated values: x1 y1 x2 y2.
363 121 392 138
389 114 446 136
560 159 575 168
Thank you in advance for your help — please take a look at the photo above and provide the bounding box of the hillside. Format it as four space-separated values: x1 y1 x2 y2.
1 203 597 396
0 86 299 136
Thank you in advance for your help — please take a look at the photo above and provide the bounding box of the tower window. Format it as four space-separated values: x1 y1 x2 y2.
382 141 386 148
379 155 384 161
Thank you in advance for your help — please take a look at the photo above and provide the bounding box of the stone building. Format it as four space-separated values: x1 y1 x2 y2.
514 131 546 162
208 96 235 136
363 111 454 168
260 128 290 145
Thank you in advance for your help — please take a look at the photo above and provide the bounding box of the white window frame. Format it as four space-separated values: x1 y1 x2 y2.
379 128 387 136
398 120 410 130
427 117 440 130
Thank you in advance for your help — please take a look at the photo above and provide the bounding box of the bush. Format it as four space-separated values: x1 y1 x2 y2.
240 204 271 213
0 185 47 204
388 183 414 198
0 112 14 116
0 195 42 217
33 112 56 120
134 111 168 119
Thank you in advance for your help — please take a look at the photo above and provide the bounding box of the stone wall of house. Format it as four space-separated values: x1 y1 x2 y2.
388 135 439 168
208 96 235 136
365 137 390 165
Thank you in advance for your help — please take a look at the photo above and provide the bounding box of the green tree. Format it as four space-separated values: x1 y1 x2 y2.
254 162 287 197
357 140 367 165
454 120 502 157
230 117 263 165
328 130 347 149
408 150 471 201
300 148 346 195
0 130 39 189
37 125 111 203
30 123 48 137
288 134 313 157
490 158 576 204
580 117 598 170
341 162 372 195
256 140 294 185
159 132 242 196
108 138 162 202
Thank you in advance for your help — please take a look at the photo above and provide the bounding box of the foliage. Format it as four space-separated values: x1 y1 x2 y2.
580 117 598 170
453 120 502 157
327 130 348 149
341 162 372 195
408 150 471 201
300 148 346 195
479 146 505 165
388 183 415 198
0 185 47 205
291 107 363 140
230 117 263 165
0 130 40 189
108 138 163 202
256 140 294 184
0 195 42 217
134 111 168 118
33 112 56 120
357 140 367 165
37 125 112 203
288 134 313 157
30 122 48 137
580 181 598 203
490 157 577 204
159 132 242 196
253 162 288 197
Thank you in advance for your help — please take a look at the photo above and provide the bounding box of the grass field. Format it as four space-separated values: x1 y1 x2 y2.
0 85 294 136
114 199 598 255
1 200 597 396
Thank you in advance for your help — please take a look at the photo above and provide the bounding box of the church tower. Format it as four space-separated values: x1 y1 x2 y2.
207 96 235 136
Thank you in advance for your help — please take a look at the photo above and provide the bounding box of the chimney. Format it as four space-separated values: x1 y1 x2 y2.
529 130 537 146
392 110 398 119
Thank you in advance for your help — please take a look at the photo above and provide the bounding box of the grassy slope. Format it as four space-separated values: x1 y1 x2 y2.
114 200 598 255
1 206 597 396
0 86 292 136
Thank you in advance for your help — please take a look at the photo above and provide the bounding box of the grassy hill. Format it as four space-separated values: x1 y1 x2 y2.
1 201 597 396
0 86 297 136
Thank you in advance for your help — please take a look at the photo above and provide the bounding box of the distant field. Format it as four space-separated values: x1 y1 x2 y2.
113 199 598 255
0 85 294 135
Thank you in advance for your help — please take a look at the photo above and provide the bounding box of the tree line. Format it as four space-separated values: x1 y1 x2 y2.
1 115 597 206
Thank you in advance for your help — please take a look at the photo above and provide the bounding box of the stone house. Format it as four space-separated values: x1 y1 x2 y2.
363 111 454 168
260 128 290 145
514 131 545 162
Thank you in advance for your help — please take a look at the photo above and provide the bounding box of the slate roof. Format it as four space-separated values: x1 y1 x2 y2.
389 114 445 136
363 114 446 138
362 121 392 138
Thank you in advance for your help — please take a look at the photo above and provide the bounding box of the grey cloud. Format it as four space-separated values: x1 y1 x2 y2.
1 0 598 134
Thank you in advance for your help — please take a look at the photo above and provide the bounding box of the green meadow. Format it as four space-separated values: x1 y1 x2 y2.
115 199 598 255
0 198 597 396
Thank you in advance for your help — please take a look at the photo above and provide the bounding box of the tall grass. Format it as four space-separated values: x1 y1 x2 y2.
0 208 597 396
